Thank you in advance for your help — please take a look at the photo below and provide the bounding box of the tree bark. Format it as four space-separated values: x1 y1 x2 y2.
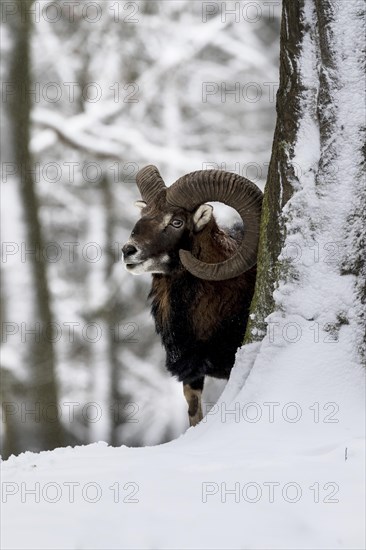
244 0 365 354
245 0 306 342
7 0 64 451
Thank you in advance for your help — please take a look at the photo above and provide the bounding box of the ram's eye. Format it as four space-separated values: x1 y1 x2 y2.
170 219 183 228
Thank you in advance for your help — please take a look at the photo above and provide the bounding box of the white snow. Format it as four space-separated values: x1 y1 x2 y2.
1 332 364 549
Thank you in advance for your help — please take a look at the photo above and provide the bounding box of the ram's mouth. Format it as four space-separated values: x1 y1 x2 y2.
125 262 141 270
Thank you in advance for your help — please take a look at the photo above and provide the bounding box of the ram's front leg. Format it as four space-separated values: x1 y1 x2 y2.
183 377 204 427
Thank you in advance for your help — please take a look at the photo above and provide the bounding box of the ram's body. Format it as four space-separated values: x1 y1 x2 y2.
123 166 262 426
150 221 256 384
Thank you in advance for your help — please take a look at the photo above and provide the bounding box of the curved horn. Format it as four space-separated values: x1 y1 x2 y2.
136 165 166 204
166 170 263 281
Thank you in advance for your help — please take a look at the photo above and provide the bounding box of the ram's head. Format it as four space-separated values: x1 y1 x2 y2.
122 165 262 281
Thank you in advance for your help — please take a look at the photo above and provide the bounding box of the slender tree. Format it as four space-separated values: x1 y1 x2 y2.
7 0 64 451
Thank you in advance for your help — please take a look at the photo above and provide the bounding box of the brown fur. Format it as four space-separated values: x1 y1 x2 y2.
183 384 203 426
152 218 254 341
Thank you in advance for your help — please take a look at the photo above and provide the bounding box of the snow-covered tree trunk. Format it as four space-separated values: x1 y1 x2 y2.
245 0 365 359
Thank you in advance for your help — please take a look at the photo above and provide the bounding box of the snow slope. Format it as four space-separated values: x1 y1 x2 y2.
1 330 365 550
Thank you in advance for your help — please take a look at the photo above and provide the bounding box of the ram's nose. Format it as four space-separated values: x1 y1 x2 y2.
122 243 138 260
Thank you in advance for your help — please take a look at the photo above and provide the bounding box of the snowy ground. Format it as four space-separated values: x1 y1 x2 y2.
2 331 365 550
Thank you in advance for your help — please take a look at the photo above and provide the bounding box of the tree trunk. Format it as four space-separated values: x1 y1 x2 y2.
245 0 365 356
7 0 64 451
245 0 305 341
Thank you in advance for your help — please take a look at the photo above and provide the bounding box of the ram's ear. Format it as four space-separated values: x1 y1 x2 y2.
193 204 213 232
135 200 147 210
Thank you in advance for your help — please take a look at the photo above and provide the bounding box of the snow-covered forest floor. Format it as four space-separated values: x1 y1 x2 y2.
2 335 365 549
